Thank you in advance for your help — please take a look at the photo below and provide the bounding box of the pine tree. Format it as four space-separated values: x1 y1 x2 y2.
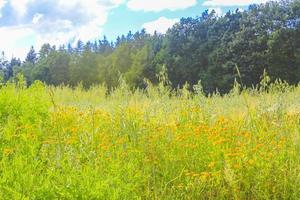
25 46 37 64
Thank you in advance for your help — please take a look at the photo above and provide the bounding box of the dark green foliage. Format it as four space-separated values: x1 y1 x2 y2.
3 0 300 93
25 46 37 64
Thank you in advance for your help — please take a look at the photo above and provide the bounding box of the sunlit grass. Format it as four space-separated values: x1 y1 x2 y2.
0 79 299 199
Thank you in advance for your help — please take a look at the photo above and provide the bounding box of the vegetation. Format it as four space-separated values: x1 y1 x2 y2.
0 0 300 94
0 0 300 199
0 74 300 199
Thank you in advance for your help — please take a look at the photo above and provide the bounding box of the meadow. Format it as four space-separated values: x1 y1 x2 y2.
0 77 300 199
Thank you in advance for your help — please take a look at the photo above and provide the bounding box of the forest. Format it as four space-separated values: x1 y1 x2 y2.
0 0 300 93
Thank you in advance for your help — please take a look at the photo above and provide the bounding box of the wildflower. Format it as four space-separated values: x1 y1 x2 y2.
268 152 273 157
192 173 200 177
65 137 77 145
208 162 216 168
218 116 226 124
242 132 251 138
211 170 221 177
71 127 78 133
213 138 227 145
233 164 241 169
79 111 84 116
256 143 264 148
252 143 264 152
200 172 210 180
248 159 255 165
225 152 243 157
3 148 14 156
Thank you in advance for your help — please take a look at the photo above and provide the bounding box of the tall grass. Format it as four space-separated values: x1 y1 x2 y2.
0 78 299 199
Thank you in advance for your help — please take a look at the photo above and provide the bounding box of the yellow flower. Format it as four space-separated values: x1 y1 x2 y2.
65 137 77 145
71 127 78 133
233 164 241 169
3 148 14 156
200 172 210 180
213 138 227 145
248 159 255 165
225 152 243 157
208 162 216 168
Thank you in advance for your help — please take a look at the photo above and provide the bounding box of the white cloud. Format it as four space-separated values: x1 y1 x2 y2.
32 13 43 24
10 0 33 16
0 0 6 9
41 0 124 43
208 7 222 16
127 0 197 12
0 25 35 58
0 0 125 59
57 0 123 25
33 19 103 47
32 0 114 46
33 19 74 47
0 20 103 59
143 17 179 34
203 0 268 6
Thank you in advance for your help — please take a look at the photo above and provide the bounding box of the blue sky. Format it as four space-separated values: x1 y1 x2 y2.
0 0 269 60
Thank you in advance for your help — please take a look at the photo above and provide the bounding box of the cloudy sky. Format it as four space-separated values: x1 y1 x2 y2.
0 0 268 59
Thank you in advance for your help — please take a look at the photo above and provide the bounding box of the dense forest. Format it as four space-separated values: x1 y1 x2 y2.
0 0 300 93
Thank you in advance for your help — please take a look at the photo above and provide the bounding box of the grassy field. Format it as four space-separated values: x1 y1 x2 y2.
0 79 300 199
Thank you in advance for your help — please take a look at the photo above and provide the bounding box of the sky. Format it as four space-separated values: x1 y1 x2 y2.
0 0 269 60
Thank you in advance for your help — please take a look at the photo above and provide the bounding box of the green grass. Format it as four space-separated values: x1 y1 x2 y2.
0 80 300 199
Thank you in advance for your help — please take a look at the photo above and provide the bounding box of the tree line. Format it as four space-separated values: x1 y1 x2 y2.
0 0 299 94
